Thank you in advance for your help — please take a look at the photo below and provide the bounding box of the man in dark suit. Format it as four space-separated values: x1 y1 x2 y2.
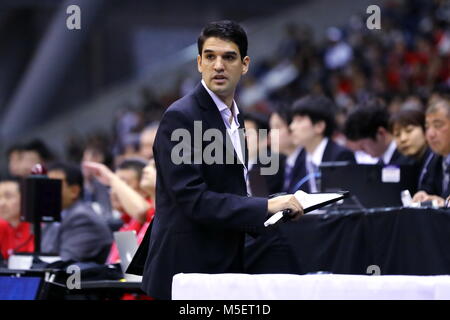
42 163 113 263
268 108 302 194
287 95 356 193
413 98 450 205
344 103 412 166
141 20 303 300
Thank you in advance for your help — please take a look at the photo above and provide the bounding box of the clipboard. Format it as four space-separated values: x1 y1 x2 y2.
264 190 350 227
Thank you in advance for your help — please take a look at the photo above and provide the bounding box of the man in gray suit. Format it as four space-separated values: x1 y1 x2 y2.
42 162 113 263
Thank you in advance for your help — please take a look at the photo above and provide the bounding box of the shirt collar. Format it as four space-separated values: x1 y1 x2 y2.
443 154 450 168
445 154 450 163
201 80 240 128
286 146 302 167
306 137 329 167
382 140 397 165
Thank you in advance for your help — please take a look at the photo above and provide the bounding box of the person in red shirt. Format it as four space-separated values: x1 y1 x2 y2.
0 177 34 260
83 159 157 300
82 159 154 264
135 159 157 243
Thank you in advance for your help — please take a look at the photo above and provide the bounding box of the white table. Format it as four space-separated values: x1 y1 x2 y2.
172 273 450 300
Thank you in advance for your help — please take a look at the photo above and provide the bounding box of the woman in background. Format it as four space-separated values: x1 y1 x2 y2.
389 108 433 191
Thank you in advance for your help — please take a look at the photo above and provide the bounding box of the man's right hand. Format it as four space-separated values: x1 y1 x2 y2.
267 194 304 221
82 161 115 186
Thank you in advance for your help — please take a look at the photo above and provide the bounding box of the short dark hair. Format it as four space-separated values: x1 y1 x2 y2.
389 108 425 132
271 102 293 126
117 158 147 182
0 175 21 186
23 139 54 162
48 162 84 198
291 95 337 137
6 143 25 158
344 104 390 141
84 142 113 169
243 112 269 131
198 20 248 59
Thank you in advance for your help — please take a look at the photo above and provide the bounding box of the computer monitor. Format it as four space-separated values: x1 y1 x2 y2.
320 162 418 208
0 276 42 300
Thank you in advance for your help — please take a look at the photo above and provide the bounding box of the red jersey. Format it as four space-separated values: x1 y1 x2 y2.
107 199 155 264
0 219 34 260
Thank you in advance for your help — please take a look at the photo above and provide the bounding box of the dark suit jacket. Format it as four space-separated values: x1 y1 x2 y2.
41 200 113 263
140 83 268 299
419 152 450 198
287 139 356 193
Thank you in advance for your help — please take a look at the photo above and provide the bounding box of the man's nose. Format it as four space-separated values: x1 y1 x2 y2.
214 57 224 71
289 123 295 131
399 132 408 142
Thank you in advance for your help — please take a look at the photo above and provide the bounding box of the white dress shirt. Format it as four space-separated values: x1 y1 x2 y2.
381 140 397 165
305 137 329 192
201 80 249 195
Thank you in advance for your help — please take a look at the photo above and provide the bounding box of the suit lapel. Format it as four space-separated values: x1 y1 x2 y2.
389 149 399 165
289 149 307 193
322 139 333 162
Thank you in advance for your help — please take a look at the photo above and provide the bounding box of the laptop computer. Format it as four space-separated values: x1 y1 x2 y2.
320 162 418 209
113 231 142 282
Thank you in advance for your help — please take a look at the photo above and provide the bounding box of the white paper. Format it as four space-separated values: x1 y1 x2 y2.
294 190 344 211
264 191 345 226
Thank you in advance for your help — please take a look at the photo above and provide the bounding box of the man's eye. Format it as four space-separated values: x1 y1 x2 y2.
434 122 444 129
224 55 235 61
206 55 214 60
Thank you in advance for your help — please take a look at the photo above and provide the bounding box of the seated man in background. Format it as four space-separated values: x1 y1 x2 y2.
6 144 23 178
344 103 412 166
269 107 302 193
7 140 54 177
82 158 154 264
0 177 34 260
136 160 157 244
244 112 284 196
111 159 150 228
139 123 159 160
81 142 114 221
289 95 356 193
41 163 113 263
413 98 450 205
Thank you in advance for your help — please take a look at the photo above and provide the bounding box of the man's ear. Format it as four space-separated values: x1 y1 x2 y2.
69 184 81 202
377 127 388 141
242 56 250 75
314 120 326 136
197 55 203 74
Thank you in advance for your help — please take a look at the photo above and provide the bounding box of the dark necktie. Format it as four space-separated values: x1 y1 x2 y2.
306 159 318 192
283 163 293 192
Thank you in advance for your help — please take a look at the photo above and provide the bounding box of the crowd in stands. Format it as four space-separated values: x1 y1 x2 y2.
0 0 448 292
